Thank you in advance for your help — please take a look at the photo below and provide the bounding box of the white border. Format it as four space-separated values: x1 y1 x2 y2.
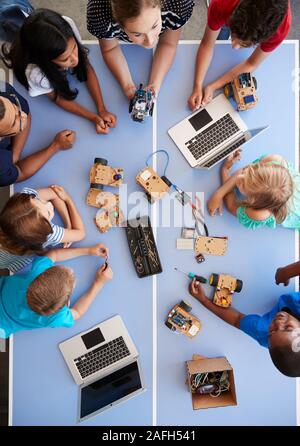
294 39 300 427
151 55 158 426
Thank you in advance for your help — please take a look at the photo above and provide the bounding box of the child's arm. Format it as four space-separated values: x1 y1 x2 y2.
188 25 219 111
201 47 269 104
189 279 245 329
99 39 136 99
11 114 32 163
37 187 71 228
71 263 113 320
49 186 85 244
276 261 300 286
46 243 109 263
207 150 242 216
207 169 241 216
85 61 117 130
47 92 111 135
15 130 75 182
147 28 181 97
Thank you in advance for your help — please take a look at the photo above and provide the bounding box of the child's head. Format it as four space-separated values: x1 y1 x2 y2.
228 0 289 49
111 0 162 48
0 95 28 138
0 192 54 255
268 310 300 377
9 9 88 100
236 162 294 223
27 266 76 315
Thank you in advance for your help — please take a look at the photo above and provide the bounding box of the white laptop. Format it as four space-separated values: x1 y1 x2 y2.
168 93 268 169
59 315 146 422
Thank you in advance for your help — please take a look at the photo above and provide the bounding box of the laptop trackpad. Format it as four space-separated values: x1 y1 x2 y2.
189 108 213 132
81 328 105 350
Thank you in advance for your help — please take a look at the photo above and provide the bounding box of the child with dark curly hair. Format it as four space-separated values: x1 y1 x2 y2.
188 0 291 110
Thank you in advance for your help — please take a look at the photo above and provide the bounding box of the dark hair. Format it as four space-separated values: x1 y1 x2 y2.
27 266 75 315
0 192 52 255
111 0 161 25
0 98 5 120
269 344 300 377
228 0 289 45
7 8 89 100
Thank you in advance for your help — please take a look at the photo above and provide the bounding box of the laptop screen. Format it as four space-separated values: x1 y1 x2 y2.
80 361 142 420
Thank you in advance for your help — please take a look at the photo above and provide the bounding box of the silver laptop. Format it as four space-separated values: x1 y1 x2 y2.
59 315 146 422
168 93 268 169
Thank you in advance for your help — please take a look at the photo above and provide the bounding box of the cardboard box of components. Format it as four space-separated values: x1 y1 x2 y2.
186 355 237 410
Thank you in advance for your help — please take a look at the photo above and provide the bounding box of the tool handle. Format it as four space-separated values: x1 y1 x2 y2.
195 275 207 284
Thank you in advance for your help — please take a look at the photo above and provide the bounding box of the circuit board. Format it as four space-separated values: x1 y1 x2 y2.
125 215 163 278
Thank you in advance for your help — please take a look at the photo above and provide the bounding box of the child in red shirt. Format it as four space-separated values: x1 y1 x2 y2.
188 0 291 111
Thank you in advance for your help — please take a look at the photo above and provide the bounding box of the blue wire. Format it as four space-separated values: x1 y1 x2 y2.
145 149 170 177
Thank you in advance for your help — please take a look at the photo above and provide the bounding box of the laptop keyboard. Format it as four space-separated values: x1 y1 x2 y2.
200 137 246 168
185 113 240 160
74 336 130 379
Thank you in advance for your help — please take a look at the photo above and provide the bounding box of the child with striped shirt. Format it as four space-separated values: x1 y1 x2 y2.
0 185 85 274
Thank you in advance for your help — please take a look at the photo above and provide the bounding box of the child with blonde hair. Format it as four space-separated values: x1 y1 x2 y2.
0 185 85 273
0 243 112 338
207 150 299 230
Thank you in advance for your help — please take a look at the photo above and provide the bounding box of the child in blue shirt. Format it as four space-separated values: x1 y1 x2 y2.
189 273 300 377
0 243 111 338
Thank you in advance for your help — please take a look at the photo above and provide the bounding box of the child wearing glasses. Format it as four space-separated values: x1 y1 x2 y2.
0 83 76 187
4 8 116 134
0 185 86 274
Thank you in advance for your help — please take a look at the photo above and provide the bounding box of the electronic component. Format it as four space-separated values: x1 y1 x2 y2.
125 215 162 278
195 236 228 256
129 84 154 122
165 301 202 338
191 371 230 397
209 273 243 307
195 253 205 263
176 238 194 250
181 227 195 239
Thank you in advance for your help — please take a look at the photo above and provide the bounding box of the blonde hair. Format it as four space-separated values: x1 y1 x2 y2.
239 162 294 223
27 266 75 315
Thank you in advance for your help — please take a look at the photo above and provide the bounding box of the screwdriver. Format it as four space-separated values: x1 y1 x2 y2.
174 268 207 283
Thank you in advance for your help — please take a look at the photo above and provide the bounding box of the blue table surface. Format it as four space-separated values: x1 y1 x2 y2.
12 42 298 426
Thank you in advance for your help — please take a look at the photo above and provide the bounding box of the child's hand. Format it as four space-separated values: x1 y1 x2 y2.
275 267 291 286
50 185 70 202
188 87 203 111
92 115 110 134
99 110 117 129
63 241 73 248
95 262 113 284
145 84 158 100
189 278 207 303
222 149 242 171
202 84 215 105
89 243 109 258
124 84 137 100
54 130 76 150
207 192 223 216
